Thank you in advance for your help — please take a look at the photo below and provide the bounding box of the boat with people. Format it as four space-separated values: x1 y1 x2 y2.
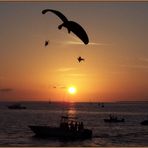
7 103 26 109
104 114 125 123
141 120 148 125
29 115 92 140
98 102 104 108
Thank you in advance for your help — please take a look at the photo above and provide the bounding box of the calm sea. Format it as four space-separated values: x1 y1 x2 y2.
0 101 148 146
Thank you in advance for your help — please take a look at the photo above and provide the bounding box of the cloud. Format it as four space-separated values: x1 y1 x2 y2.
139 57 148 63
120 58 148 70
51 85 67 89
0 88 13 92
59 86 67 89
48 83 67 89
121 64 148 69
89 42 109 46
68 73 86 77
56 67 77 72
65 41 83 45
66 34 107 46
64 41 109 46
0 76 6 80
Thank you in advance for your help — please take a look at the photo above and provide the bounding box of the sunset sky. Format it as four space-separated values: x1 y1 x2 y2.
0 2 148 102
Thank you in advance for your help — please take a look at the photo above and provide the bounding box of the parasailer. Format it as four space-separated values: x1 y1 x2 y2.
77 56 85 62
44 40 49 47
42 9 89 45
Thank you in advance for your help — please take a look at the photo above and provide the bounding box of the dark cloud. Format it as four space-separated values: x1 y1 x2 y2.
59 86 67 89
0 88 13 92
48 83 67 89
52 86 66 89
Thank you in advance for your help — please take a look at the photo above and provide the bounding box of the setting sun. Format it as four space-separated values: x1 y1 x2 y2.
68 87 77 95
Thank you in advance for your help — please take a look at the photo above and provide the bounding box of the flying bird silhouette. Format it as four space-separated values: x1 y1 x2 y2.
44 40 49 47
42 9 89 45
77 56 85 62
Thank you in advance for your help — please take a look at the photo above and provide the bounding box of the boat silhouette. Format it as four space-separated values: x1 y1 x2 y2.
104 114 125 123
7 103 26 109
29 115 92 140
141 120 148 125
98 102 104 108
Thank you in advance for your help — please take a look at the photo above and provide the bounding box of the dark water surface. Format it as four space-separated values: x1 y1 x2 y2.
0 101 148 146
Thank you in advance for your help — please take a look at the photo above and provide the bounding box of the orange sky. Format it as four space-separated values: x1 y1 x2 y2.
0 2 148 102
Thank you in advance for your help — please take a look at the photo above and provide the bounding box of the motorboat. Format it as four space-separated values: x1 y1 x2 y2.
7 103 26 109
141 120 148 125
98 102 104 108
104 115 125 123
29 115 92 140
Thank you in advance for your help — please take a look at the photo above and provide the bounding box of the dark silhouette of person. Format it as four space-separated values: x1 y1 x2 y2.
80 122 84 130
45 40 49 47
77 56 85 62
42 9 89 45
70 121 74 131
75 122 78 131
78 122 84 131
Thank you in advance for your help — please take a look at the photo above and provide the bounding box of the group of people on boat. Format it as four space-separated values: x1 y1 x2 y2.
109 114 118 120
29 115 92 139
60 120 84 131
104 114 125 123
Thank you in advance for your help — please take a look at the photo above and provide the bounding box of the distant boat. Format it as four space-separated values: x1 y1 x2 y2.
98 102 104 108
104 115 125 123
48 100 51 104
29 115 92 140
101 103 104 108
141 120 148 125
7 103 26 109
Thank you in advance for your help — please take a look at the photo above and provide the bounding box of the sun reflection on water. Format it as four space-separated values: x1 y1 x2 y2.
66 103 77 118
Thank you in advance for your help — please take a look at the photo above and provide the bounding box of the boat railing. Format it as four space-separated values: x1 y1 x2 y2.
60 116 84 131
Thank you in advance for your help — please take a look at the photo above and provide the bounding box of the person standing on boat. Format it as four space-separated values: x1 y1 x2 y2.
70 121 74 131
75 121 78 131
78 122 84 131
80 122 84 130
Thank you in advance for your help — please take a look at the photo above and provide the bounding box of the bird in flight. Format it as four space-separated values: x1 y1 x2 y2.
42 9 89 45
77 56 85 62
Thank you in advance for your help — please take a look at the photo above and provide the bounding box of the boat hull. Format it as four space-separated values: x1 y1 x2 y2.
8 106 26 109
104 118 125 123
141 120 148 125
29 125 92 140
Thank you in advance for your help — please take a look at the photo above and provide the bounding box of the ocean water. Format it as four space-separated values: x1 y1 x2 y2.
0 101 148 147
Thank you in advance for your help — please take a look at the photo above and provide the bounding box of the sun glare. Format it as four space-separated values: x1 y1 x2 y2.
68 86 76 95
